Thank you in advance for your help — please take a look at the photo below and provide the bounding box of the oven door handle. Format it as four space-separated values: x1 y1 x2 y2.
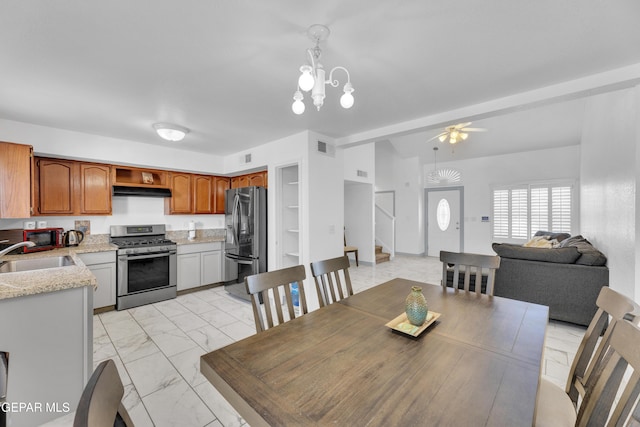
124 251 175 261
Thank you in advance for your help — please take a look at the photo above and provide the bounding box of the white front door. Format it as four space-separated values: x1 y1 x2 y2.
427 189 461 257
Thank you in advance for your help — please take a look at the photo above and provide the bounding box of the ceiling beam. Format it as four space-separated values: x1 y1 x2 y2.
335 63 640 148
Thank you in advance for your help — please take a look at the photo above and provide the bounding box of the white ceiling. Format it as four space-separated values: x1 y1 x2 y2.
1 1 639 160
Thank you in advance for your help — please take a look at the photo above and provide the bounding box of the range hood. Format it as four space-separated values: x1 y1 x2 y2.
112 186 172 198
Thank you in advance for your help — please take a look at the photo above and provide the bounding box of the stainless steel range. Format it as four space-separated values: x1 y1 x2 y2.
110 224 177 310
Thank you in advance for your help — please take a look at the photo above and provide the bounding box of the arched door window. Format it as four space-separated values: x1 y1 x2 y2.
437 198 451 231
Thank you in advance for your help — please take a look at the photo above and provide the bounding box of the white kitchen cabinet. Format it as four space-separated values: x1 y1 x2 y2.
0 286 92 427
177 252 201 291
78 251 116 309
177 242 222 291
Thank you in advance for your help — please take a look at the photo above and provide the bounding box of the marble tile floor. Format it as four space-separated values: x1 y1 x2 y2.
45 255 585 427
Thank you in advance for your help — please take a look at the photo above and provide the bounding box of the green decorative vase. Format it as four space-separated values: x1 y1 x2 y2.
405 286 428 326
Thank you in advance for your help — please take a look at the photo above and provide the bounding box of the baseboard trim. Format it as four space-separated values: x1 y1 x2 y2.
394 252 426 257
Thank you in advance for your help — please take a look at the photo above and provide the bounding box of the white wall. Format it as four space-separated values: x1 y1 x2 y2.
580 86 639 300
0 119 224 172
0 119 228 234
344 182 374 263
343 143 375 263
423 145 581 255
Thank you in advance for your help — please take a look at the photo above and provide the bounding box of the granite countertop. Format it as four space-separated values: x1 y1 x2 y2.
172 236 225 245
0 231 225 301
0 251 95 301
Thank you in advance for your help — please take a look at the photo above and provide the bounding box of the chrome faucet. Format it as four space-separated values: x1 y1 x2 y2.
0 241 36 259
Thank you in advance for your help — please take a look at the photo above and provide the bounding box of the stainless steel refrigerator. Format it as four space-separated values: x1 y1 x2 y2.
223 186 267 300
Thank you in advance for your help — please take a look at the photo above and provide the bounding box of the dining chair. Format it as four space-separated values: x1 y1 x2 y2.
534 286 640 427
578 318 640 426
245 265 308 333
537 318 640 427
310 255 354 307
73 359 134 427
439 251 501 295
343 228 359 267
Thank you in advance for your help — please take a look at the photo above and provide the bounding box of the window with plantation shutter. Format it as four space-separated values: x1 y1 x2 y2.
493 190 509 238
492 182 574 240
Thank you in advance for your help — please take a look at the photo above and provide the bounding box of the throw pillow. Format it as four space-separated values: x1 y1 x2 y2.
492 243 581 264
558 235 607 266
534 230 571 242
523 236 554 248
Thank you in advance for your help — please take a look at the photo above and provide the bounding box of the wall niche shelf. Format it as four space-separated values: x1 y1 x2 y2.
278 164 301 269
112 166 169 188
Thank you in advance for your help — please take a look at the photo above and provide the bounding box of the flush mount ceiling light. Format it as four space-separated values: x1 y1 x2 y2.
153 123 189 142
291 24 354 115
427 122 487 145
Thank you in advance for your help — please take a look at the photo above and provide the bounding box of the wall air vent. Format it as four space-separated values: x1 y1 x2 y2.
357 170 368 178
316 140 335 157
244 153 252 163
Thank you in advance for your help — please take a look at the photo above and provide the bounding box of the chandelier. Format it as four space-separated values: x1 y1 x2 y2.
292 24 354 115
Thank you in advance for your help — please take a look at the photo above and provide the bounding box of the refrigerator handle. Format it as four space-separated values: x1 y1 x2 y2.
232 193 240 244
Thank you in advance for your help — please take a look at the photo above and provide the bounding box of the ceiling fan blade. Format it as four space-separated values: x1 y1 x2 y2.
427 132 448 142
454 122 472 129
460 127 487 132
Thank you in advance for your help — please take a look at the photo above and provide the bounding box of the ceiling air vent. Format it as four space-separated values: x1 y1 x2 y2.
316 140 335 157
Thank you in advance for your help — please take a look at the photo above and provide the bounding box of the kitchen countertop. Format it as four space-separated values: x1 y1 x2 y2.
0 236 224 301
0 244 116 301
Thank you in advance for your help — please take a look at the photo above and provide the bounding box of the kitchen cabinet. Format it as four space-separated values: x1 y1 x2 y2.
177 242 223 291
112 165 169 188
193 175 213 214
35 158 76 215
231 171 268 189
79 163 111 214
0 285 92 426
35 158 112 215
78 251 116 310
166 172 192 214
0 141 33 218
231 175 248 189
213 176 229 214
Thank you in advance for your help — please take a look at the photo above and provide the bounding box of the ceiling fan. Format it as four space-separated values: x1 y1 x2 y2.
427 122 486 144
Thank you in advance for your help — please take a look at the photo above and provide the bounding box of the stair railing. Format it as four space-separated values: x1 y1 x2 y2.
375 204 395 259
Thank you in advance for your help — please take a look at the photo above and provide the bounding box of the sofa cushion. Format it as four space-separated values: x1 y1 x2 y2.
558 235 607 266
534 230 571 242
492 243 581 264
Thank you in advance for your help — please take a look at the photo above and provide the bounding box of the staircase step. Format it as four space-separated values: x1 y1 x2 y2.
376 251 390 264
375 245 383 254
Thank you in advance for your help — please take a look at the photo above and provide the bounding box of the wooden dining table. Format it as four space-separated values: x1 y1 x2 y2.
201 278 549 426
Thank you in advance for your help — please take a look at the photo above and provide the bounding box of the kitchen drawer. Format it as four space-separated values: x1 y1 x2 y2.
78 251 116 265
177 242 222 255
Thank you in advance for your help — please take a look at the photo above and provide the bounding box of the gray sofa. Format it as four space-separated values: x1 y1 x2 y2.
492 235 609 326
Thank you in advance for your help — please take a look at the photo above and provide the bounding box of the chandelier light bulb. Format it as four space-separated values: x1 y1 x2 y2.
298 65 315 92
292 90 305 115
460 132 468 140
340 82 355 109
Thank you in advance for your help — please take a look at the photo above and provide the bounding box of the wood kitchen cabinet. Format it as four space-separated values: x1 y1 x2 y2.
35 158 112 215
165 172 192 214
231 171 268 189
35 158 76 215
193 175 214 214
0 141 33 218
213 176 230 214
79 163 111 214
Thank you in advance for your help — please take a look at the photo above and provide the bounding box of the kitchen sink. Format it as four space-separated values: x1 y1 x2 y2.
0 255 76 273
